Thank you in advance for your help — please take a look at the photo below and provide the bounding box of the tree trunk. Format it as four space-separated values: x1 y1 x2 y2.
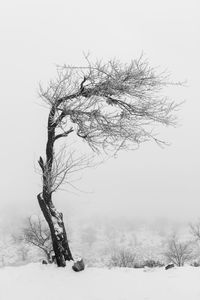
37 193 73 267
37 106 74 267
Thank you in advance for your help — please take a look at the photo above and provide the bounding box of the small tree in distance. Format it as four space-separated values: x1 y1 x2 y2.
37 55 181 267
22 216 53 263
190 221 200 241
165 236 193 266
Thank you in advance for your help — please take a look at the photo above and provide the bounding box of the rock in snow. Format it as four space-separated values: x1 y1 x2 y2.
72 258 85 272
165 263 175 270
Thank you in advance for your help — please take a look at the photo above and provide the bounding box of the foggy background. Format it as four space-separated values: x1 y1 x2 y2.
0 0 199 231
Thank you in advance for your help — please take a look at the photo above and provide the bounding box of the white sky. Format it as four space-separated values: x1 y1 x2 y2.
0 0 199 224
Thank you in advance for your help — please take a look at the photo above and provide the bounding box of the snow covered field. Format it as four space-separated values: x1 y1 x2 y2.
0 263 200 300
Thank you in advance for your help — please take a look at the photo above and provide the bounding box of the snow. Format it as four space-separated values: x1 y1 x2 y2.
0 263 200 300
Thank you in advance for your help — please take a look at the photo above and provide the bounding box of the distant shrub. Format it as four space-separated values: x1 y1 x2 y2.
191 261 200 267
143 259 164 268
133 262 144 268
109 249 136 268
109 249 165 269
132 259 164 268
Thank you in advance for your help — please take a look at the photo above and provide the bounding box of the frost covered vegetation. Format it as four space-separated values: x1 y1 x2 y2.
1 218 200 300
1 217 200 268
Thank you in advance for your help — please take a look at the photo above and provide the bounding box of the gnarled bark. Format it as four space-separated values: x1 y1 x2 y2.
38 105 74 267
37 193 73 267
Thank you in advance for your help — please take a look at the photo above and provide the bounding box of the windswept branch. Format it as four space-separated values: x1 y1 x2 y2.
50 149 94 193
39 57 181 156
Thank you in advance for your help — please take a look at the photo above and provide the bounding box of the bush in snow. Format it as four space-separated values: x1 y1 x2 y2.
142 259 164 268
109 249 136 268
190 261 200 267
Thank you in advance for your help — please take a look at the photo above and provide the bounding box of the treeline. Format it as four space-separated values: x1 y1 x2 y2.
1 216 200 268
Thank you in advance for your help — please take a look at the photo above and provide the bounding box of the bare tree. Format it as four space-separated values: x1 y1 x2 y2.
109 249 136 268
165 236 193 266
22 216 53 263
37 56 181 267
189 221 200 264
190 221 200 241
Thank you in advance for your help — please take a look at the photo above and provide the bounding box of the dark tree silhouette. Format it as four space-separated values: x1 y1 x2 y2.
37 56 180 267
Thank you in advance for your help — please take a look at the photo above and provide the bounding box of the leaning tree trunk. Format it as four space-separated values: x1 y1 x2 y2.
37 193 73 267
37 106 73 267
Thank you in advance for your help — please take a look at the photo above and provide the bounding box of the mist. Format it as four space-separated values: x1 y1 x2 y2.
0 0 199 232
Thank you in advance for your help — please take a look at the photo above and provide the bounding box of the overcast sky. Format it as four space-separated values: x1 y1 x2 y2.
0 0 199 225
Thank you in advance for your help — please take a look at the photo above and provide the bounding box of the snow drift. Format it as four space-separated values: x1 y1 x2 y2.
0 263 200 300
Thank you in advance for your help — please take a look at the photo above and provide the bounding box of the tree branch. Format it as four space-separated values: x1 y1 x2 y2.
54 127 74 141
38 156 45 172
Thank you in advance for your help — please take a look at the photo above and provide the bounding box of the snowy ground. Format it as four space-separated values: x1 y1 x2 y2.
0 263 200 300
